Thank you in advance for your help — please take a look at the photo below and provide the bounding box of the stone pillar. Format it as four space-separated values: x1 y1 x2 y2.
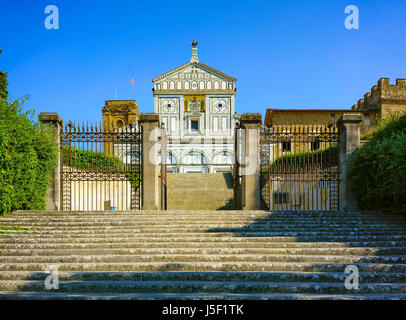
140 113 160 210
338 113 362 211
240 113 262 210
38 113 63 211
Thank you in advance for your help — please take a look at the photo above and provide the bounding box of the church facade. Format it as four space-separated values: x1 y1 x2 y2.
152 43 238 173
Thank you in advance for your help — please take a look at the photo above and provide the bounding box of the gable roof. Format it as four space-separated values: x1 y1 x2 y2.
152 61 237 82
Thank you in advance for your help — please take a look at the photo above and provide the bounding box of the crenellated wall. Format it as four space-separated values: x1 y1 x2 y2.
264 78 406 133
352 78 406 120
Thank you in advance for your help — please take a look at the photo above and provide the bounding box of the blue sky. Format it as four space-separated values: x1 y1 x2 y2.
1 0 405 123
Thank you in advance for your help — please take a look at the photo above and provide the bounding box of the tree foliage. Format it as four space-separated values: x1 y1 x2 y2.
349 113 406 213
0 49 8 100
62 145 141 189
0 98 58 215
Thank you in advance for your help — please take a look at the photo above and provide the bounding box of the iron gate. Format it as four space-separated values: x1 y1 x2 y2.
260 124 339 211
60 121 142 211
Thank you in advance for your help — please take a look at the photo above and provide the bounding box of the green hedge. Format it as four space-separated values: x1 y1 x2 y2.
262 144 338 173
0 97 58 215
62 145 141 189
62 145 124 172
349 114 406 213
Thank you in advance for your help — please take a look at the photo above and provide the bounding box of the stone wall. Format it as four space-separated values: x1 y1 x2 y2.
264 109 377 134
167 173 234 210
353 78 406 121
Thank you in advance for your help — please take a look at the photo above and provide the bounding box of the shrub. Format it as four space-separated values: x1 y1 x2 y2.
349 114 406 213
0 97 58 215
62 145 124 172
61 145 141 189
362 113 406 141
261 144 338 173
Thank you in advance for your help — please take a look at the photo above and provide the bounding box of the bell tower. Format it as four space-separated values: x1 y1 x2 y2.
102 100 140 154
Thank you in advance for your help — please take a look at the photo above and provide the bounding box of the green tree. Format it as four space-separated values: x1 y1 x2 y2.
349 113 406 214
0 97 58 215
0 49 8 99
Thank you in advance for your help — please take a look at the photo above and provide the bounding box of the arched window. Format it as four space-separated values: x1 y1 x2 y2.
115 119 124 128
124 151 141 164
183 151 207 165
213 151 233 164
158 152 177 165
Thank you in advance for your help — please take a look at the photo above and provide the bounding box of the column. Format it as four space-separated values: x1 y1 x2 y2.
38 113 63 211
240 113 262 210
140 113 160 210
338 113 362 211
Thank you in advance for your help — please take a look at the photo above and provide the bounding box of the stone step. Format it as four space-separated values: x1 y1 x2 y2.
2 262 406 273
2 271 405 283
5 217 404 223
4 225 406 232
2 209 406 299
2 217 403 224
0 220 406 232
1 241 404 249
2 235 406 243
3 219 404 226
2 247 405 257
1 254 406 264
0 280 405 295
1 211 399 217
3 212 403 218
5 231 406 238
0 291 405 300
2 233 406 241
7 210 389 215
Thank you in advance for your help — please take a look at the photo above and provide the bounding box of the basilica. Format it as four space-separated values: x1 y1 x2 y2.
152 42 238 173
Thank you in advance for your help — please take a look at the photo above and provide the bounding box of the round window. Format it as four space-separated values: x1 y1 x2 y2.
116 119 124 128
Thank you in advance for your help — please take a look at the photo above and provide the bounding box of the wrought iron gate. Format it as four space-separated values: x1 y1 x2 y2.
260 124 339 211
60 121 142 211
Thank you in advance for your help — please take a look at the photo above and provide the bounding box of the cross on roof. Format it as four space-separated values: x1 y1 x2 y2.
191 40 198 48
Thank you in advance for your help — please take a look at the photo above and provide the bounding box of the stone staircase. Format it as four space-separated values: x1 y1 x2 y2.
0 210 406 299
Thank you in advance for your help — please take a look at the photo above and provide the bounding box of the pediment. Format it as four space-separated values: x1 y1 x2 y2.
152 62 237 83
